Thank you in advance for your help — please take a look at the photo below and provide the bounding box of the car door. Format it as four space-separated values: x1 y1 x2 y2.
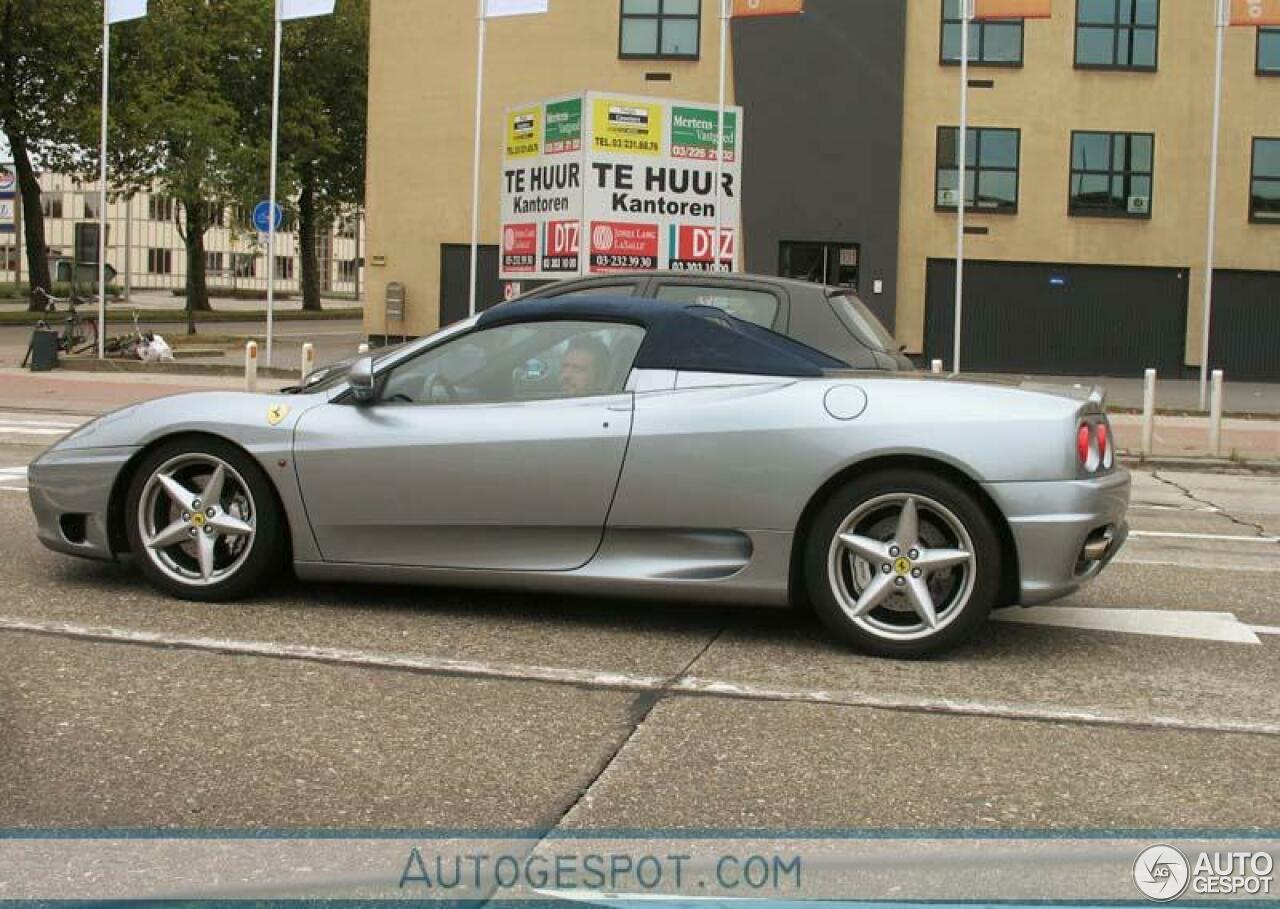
293 319 645 571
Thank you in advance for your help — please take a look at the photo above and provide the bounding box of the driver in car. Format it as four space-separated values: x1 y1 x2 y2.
559 335 611 398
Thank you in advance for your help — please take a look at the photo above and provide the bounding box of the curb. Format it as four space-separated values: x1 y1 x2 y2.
53 358 299 381
1118 453 1280 475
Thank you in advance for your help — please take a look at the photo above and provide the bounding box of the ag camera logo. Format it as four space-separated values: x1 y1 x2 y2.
1133 845 1190 901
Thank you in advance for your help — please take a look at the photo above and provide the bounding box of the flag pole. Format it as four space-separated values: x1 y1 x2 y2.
1199 0 1226 411
714 0 729 272
98 0 110 359
952 0 971 374
266 4 283 367
468 0 487 317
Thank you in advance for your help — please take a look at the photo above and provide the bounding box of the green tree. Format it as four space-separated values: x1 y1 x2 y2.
279 0 367 312
0 0 99 310
108 0 271 331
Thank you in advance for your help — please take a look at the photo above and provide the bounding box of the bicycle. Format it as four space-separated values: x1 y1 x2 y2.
30 287 101 356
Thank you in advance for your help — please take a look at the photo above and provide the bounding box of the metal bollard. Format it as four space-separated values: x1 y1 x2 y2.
301 342 316 380
1209 369 1224 456
245 340 259 393
931 359 943 375
357 342 370 355
1141 368 1156 457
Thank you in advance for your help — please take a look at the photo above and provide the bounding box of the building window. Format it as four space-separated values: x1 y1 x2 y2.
83 196 100 219
1251 138 1280 224
147 248 172 274
1259 28 1280 75
935 126 1020 213
1 245 17 271
1069 131 1154 218
205 204 224 228
41 194 64 220
205 252 224 274
1075 0 1159 70
233 253 257 277
619 0 700 60
274 256 295 280
149 194 175 222
338 259 359 282
941 0 1024 66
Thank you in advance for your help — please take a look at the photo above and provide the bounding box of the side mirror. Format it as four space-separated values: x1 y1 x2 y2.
348 356 376 403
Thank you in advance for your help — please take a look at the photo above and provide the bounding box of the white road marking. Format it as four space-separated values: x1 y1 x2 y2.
0 426 73 436
1129 530 1280 544
1131 503 1222 514
1114 555 1280 574
0 466 28 491
0 417 82 428
1 615 1278 738
1251 625 1280 636
993 607 1262 644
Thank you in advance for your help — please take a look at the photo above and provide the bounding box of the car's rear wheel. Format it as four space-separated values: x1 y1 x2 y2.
125 438 284 601
804 469 1001 658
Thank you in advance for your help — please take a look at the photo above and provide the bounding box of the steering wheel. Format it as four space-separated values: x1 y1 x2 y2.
426 372 459 403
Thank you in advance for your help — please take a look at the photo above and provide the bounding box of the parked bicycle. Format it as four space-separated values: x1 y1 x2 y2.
30 287 101 356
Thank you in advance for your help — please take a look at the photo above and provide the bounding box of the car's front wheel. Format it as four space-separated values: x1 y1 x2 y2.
804 469 1001 658
125 438 284 601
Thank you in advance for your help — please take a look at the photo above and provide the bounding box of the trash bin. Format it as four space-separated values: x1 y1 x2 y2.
25 329 60 372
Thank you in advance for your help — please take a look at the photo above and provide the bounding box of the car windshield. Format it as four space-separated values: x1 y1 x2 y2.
282 344 407 395
830 293 897 353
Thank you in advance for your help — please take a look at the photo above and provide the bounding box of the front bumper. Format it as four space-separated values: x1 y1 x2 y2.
983 468 1131 607
28 445 140 562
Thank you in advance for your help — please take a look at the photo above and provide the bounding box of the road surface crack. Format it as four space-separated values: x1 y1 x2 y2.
1151 471 1270 538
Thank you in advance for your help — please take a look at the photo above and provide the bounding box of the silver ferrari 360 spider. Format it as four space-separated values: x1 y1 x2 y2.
29 297 1130 657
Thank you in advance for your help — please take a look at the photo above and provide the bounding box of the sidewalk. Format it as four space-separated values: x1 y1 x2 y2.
1032 374 1280 417
0 291 358 314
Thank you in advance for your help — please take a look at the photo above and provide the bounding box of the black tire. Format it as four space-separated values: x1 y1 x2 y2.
125 437 285 601
803 468 1002 658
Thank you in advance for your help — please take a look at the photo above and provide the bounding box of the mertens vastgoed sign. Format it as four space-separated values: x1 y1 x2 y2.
500 91 744 280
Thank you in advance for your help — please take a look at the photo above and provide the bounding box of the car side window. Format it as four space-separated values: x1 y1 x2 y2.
653 284 781 329
379 320 646 406
552 283 640 298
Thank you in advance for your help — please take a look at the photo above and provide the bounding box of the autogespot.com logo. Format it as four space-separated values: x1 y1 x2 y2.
1134 844 1191 901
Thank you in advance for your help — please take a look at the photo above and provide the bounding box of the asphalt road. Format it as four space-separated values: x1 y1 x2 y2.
0 415 1277 834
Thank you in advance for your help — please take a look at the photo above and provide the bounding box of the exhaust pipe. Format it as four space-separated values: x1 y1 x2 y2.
1081 528 1114 562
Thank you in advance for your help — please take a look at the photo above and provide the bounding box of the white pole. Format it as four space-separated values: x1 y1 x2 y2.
1141 368 1157 457
98 2 109 359
468 0 487 317
1209 369 1225 456
266 9 283 367
300 341 315 380
714 0 729 273
952 0 971 374
931 358 944 375
1199 0 1227 412
245 340 259 392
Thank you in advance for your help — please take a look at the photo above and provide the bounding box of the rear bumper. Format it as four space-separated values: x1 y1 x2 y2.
983 469 1131 607
28 445 138 562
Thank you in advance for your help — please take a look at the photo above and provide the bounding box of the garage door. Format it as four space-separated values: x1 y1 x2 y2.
924 259 1188 377
1209 270 1280 381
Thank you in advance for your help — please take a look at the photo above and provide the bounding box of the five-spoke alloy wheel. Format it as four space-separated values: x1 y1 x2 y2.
125 438 284 600
804 469 1001 658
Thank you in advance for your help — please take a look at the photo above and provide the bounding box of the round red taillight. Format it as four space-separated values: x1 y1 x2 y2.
1077 424 1092 466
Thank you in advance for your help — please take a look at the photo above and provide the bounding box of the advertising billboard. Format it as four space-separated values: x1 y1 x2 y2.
500 91 744 281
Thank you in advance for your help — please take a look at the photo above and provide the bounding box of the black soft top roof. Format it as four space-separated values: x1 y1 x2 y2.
478 295 848 378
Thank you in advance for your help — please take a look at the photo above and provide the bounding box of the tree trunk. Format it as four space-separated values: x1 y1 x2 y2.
298 164 322 312
9 132 51 310
180 199 211 335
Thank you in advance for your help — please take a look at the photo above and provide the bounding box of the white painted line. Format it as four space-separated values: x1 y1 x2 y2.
0 467 28 476
1130 503 1222 514
1129 530 1280 545
993 607 1262 645
1114 556 1280 574
0 418 82 429
2 615 1279 738
1251 625 1280 637
0 427 72 436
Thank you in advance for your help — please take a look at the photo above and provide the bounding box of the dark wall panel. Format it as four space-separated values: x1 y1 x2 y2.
924 259 1188 377
1209 270 1280 381
440 244 500 328
733 0 907 331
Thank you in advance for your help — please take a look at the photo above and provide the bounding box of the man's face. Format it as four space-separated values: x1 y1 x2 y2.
560 348 601 397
